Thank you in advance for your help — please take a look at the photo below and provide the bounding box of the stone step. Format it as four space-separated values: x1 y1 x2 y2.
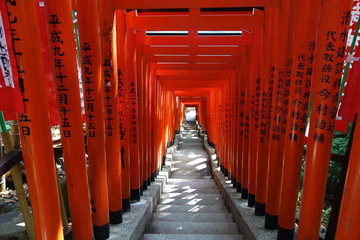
171 168 211 173
171 165 210 169
0 210 28 240
163 186 215 190
167 175 212 179
172 154 208 159
164 184 219 191
172 157 208 161
166 178 215 183
152 212 234 222
159 197 223 205
141 126 242 239
172 156 207 159
146 222 239 234
142 234 243 240
165 181 216 188
165 183 217 188
172 158 208 162
162 188 220 194
171 166 210 170
172 150 205 154
156 204 228 213
170 171 211 175
171 169 210 172
161 193 221 199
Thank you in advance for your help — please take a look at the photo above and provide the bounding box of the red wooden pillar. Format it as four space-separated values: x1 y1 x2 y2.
298 1 353 239
143 55 150 189
219 84 226 173
154 79 161 173
229 69 236 186
229 72 235 189
222 82 230 176
335 114 360 239
255 7 279 216
265 0 295 230
136 48 147 192
208 92 217 145
144 63 151 187
228 83 234 181
226 81 232 178
77 0 110 237
248 76 260 207
242 54 251 199
236 63 245 193
6 1 64 239
206 94 213 142
149 70 157 180
160 89 166 166
277 0 322 238
115 10 131 212
98 0 123 224
218 87 223 173
153 78 157 174
248 28 263 207
219 86 227 176
218 91 224 171
213 92 217 144
234 67 242 192
135 47 144 194
44 1 93 238
126 29 141 201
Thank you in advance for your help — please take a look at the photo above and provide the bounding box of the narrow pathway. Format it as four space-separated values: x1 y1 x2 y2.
142 122 243 240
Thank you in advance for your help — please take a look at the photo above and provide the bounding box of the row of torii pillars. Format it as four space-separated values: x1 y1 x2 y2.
2 0 360 240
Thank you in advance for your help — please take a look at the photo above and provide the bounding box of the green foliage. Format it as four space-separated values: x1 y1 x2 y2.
331 137 348 155
297 189 303 208
299 156 306 191
331 124 352 155
322 207 332 225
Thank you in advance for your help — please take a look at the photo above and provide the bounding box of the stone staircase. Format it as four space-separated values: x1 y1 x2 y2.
142 122 243 240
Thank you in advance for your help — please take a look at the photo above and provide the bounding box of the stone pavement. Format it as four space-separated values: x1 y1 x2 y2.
142 122 243 240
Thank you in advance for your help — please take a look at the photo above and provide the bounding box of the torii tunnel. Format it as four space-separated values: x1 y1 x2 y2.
1 0 360 240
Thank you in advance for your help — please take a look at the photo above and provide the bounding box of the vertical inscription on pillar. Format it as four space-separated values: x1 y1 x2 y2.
48 14 72 138
103 58 114 137
129 80 137 144
81 42 96 138
6 1 31 136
